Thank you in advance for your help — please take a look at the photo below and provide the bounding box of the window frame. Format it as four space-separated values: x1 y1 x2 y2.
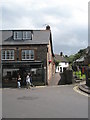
22 50 34 60
2 50 14 60
14 31 23 40
23 31 32 40
13 31 32 40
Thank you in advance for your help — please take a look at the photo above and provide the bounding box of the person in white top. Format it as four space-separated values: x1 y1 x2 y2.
26 73 31 89
17 74 21 88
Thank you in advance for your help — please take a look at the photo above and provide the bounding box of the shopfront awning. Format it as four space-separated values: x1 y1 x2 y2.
2 61 43 68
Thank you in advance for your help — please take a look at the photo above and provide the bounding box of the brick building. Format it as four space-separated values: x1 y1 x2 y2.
0 26 55 87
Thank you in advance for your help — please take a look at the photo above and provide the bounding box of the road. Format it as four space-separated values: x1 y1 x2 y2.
2 85 88 118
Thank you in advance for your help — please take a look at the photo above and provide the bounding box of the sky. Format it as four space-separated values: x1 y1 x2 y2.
0 0 89 56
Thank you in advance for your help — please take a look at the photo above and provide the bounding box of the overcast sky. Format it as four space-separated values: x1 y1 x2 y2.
0 0 89 56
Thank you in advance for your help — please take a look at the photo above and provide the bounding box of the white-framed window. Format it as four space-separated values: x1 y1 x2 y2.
13 31 32 40
22 50 34 60
14 31 22 40
23 31 32 39
2 50 14 60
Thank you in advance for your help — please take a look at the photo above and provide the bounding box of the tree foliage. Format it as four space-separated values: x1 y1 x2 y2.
67 48 86 64
54 59 60 67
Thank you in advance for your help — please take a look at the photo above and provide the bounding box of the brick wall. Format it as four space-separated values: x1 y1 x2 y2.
1 45 47 63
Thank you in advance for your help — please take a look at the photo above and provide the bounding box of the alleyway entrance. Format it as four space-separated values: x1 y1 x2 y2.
49 73 60 86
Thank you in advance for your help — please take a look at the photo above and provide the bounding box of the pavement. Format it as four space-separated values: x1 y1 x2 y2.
1 73 90 96
73 79 90 95
48 72 90 95
71 80 90 99
79 84 90 94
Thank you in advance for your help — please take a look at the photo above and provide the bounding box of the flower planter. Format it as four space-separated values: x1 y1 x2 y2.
49 60 52 64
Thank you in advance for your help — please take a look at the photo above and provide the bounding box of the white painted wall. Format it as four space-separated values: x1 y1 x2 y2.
56 62 69 73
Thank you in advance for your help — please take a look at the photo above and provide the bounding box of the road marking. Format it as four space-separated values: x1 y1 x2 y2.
73 86 90 97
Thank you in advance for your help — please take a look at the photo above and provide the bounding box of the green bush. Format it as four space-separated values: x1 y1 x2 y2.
73 71 86 80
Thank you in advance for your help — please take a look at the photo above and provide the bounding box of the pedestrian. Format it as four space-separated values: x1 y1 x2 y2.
30 73 34 87
17 74 21 88
26 73 31 89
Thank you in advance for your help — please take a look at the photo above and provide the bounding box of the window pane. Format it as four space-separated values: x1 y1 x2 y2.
31 50 34 59
2 50 14 60
22 50 34 60
2 50 5 59
22 50 25 59
14 32 16 39
23 32 26 39
17 32 22 39
26 32 31 39
23 31 32 39
22 55 25 59
26 50 29 56
6 51 9 59
2 54 4 58
11 51 13 55
26 50 29 59
10 51 14 59
14 31 22 39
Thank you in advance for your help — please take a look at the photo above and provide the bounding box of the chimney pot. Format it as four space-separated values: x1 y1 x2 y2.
60 52 63 56
46 25 50 30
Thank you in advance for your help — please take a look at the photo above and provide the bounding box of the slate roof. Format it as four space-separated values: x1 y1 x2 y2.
55 54 68 62
0 30 51 45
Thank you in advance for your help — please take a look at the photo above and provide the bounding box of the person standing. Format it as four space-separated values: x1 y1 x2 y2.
30 73 34 87
26 73 31 89
17 75 21 88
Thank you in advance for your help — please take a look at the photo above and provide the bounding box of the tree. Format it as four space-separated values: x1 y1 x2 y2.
54 59 60 67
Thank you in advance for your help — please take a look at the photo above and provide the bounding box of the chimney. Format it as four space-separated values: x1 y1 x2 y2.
46 25 50 30
60 52 63 56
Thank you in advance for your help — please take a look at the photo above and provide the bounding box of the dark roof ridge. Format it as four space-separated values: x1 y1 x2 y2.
0 29 51 31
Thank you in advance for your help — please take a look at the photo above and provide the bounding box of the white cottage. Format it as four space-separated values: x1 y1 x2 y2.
55 53 69 73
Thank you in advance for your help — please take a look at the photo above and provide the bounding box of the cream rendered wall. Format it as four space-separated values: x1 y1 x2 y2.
47 40 53 84
56 62 69 73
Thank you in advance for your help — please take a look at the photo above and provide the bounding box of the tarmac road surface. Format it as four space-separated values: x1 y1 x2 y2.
1 85 88 118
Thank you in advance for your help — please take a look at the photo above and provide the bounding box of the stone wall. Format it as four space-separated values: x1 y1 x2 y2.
47 41 55 84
